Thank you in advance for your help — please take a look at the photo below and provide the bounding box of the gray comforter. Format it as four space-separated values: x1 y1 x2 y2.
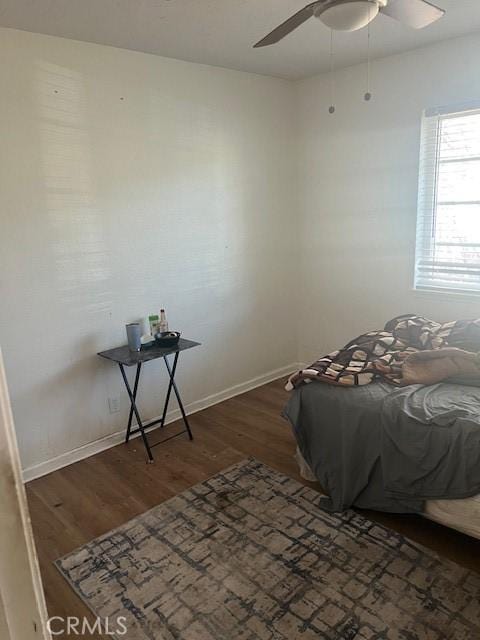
283 381 480 513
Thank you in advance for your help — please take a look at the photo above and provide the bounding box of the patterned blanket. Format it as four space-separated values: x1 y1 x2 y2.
287 314 480 389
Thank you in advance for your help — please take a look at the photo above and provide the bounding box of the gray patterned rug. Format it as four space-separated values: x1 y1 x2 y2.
56 458 480 640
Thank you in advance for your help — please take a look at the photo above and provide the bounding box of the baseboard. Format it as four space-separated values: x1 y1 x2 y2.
22 362 301 483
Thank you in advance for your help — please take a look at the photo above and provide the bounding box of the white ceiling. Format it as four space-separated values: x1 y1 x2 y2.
0 0 479 79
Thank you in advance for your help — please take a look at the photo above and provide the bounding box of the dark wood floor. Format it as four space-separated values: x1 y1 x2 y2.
27 377 479 638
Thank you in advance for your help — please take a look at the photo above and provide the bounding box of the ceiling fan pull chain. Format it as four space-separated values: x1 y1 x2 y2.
329 29 335 114
364 11 372 102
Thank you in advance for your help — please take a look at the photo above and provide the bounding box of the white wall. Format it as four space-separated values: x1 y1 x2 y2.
4 26 480 477
296 33 480 364
0 29 298 475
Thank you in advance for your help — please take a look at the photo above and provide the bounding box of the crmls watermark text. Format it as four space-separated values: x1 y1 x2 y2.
47 616 128 636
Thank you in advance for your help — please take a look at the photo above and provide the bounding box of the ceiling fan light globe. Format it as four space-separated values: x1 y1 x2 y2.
316 1 379 32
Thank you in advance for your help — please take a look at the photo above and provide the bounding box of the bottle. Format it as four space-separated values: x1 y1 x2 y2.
159 309 168 333
148 314 159 335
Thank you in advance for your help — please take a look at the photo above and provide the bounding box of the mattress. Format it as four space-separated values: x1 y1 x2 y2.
295 444 480 539
425 494 480 539
285 379 480 538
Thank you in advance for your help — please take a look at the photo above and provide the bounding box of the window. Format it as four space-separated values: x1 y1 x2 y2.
415 103 480 294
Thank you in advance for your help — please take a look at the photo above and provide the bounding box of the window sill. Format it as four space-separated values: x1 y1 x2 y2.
412 287 480 304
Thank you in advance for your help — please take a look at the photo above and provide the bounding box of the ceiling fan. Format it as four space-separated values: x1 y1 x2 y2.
253 0 445 47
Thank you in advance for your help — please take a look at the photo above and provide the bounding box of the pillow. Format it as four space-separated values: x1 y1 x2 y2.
401 348 480 387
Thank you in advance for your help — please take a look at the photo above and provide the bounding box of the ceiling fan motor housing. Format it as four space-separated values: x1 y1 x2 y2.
315 0 388 31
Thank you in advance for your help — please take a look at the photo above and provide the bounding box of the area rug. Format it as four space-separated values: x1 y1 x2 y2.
56 458 480 640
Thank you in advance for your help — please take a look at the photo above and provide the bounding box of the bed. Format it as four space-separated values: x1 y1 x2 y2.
283 379 480 540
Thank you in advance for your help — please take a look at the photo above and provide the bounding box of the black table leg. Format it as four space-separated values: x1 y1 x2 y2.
119 363 154 463
162 352 194 441
159 354 175 430
125 363 142 443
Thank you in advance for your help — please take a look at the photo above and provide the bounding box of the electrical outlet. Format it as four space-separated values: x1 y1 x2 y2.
108 396 121 414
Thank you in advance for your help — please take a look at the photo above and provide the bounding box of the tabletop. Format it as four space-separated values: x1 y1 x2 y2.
98 338 200 366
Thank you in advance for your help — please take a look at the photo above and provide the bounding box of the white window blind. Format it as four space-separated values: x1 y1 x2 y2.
415 103 480 294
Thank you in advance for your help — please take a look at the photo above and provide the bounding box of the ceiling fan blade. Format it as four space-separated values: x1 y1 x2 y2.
380 0 445 29
253 2 319 48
